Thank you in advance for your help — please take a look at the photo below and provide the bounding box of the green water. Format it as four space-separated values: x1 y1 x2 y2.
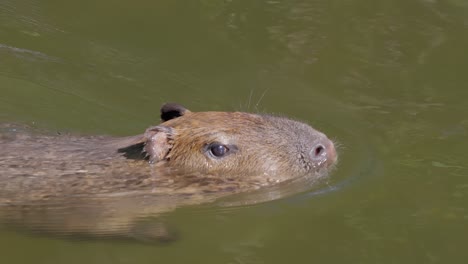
1 0 468 263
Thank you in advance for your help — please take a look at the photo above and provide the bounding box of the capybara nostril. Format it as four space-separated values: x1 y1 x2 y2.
309 140 337 167
310 143 327 161
313 144 325 157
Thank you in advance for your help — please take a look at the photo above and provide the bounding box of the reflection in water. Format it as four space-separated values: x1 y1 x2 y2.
0 44 61 62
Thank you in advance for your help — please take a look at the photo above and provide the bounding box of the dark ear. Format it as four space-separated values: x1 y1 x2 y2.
160 103 191 122
143 125 174 163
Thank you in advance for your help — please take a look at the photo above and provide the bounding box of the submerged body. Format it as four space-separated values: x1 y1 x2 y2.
0 103 337 241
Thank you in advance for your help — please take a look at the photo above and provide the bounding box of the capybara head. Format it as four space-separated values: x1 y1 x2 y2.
142 103 337 182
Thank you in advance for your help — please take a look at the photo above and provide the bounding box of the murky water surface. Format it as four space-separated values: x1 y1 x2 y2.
1 0 468 263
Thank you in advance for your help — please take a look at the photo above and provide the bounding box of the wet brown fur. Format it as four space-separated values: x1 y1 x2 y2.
0 104 336 242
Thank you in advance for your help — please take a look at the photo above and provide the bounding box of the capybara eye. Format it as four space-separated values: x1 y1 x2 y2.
209 143 229 158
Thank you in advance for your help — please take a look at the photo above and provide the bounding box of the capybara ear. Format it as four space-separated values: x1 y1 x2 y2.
160 103 191 122
143 125 174 163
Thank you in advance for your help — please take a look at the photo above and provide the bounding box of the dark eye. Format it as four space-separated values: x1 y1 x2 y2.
204 142 238 159
209 143 229 157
